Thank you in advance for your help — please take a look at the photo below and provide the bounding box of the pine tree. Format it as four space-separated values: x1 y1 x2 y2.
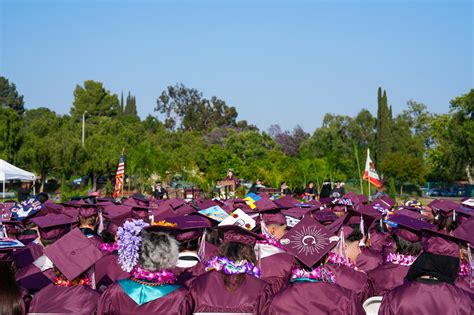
124 92 138 117
118 92 124 116
375 88 392 172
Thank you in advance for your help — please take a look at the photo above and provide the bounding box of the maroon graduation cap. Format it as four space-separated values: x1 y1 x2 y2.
45 228 104 280
279 214 339 268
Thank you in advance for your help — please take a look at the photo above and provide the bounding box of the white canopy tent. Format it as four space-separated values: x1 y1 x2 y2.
0 159 36 199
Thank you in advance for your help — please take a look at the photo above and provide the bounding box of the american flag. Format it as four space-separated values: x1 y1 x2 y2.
113 153 125 197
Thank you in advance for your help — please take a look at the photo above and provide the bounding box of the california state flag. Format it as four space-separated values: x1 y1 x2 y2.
363 149 382 188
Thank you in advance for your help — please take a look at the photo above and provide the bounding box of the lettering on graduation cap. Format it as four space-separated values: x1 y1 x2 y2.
332 198 353 206
10 197 44 220
283 225 330 256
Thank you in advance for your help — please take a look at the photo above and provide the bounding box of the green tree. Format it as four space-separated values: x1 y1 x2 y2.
155 83 238 132
16 108 62 191
375 88 392 172
70 80 119 119
0 107 22 161
0 77 25 115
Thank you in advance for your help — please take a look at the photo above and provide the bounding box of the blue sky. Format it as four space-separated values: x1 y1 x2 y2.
1 0 472 132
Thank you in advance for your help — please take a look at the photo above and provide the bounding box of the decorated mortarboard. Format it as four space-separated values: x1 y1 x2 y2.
461 198 474 209
0 238 25 250
219 209 256 231
343 191 358 204
10 197 45 221
196 199 221 210
216 224 264 246
0 202 15 221
385 214 434 242
279 214 339 268
198 205 230 222
244 193 261 203
45 228 104 280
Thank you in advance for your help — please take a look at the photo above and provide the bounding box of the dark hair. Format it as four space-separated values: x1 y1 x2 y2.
179 238 200 252
219 242 256 292
100 230 116 244
0 261 23 315
434 213 458 232
205 228 222 246
36 192 49 203
393 234 422 256
345 225 364 243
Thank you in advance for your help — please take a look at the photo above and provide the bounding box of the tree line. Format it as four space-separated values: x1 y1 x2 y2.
0 76 472 197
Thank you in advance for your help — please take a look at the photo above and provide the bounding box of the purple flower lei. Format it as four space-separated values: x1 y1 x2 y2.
131 265 177 285
99 242 118 253
291 266 336 284
117 219 149 272
459 261 471 277
256 233 286 250
328 252 358 270
206 256 261 278
386 252 417 267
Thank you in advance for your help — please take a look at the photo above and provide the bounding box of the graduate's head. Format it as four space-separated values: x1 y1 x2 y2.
262 212 287 240
0 261 22 315
392 233 421 256
140 229 179 271
343 225 363 262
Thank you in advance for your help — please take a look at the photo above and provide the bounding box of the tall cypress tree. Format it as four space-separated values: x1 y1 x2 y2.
375 88 392 171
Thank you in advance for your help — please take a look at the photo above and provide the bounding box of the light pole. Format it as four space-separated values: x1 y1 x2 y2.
82 111 87 147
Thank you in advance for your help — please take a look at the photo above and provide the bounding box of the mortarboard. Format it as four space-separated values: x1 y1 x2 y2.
279 214 339 268
30 213 75 241
45 228 104 280
385 214 433 242
262 211 286 226
255 198 278 212
216 224 264 246
165 215 212 242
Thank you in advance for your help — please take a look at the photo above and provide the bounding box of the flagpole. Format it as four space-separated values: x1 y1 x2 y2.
367 149 371 201
121 148 125 199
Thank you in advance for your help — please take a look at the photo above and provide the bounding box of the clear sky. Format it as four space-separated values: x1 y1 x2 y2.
1 0 472 132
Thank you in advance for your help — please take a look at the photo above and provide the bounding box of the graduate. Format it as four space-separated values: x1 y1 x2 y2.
77 204 104 247
256 210 296 294
188 225 272 314
379 226 474 314
368 213 431 296
320 207 375 302
270 215 365 315
97 219 191 315
29 228 103 314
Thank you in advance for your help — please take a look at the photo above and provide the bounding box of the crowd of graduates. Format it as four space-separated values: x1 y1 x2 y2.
0 189 473 314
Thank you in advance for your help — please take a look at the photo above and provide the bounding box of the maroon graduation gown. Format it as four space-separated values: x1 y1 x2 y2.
174 262 207 288
326 263 373 302
355 247 383 272
94 253 129 288
259 251 295 294
368 262 410 296
369 231 389 253
96 281 191 315
270 281 365 315
29 284 100 314
15 263 55 292
455 276 474 294
379 279 474 315
189 270 272 314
